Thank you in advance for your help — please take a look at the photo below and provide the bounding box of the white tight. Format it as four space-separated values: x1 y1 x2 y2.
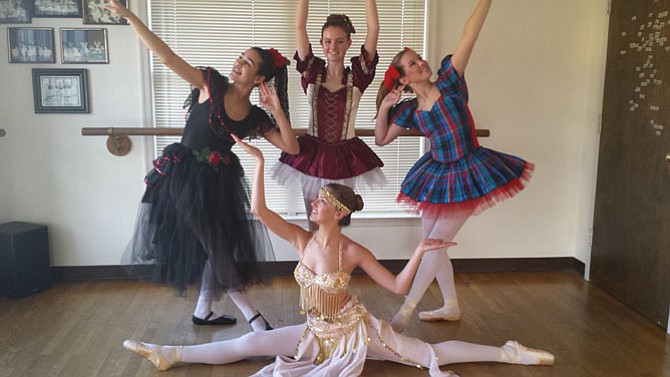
405 210 473 305
179 322 502 366
193 260 257 323
182 324 306 364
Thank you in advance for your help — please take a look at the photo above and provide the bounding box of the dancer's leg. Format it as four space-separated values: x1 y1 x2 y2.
228 289 272 331
433 339 553 365
182 324 305 364
367 332 553 370
390 211 471 332
193 260 216 318
124 324 306 370
418 209 474 321
193 260 235 324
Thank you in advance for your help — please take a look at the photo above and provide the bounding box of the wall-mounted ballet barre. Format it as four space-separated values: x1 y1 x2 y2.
81 127 491 156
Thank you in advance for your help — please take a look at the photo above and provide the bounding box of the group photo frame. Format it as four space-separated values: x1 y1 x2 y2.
8 27 55 63
60 28 108 63
0 0 31 24
32 68 89 113
31 0 82 18
83 0 128 25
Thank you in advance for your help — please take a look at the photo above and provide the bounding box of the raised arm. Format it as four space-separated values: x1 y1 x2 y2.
356 240 456 295
295 0 311 60
363 0 379 57
232 134 307 249
451 0 492 76
106 0 204 89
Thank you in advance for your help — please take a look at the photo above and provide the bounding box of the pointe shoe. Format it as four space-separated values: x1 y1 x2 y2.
123 340 182 371
500 340 555 365
390 298 418 333
418 300 461 322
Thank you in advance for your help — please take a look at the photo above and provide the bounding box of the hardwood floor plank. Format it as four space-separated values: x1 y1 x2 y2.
1 272 669 376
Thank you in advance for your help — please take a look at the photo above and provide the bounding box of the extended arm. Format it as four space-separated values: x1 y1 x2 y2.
106 0 204 89
363 0 379 57
232 135 307 249
451 0 492 76
295 0 311 60
357 240 455 295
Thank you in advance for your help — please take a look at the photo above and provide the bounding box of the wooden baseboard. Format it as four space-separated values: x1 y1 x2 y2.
51 257 585 282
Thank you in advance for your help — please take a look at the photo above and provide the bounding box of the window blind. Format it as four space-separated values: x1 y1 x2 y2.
149 0 425 215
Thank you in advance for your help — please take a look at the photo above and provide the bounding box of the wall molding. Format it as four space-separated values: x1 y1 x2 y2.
51 257 585 282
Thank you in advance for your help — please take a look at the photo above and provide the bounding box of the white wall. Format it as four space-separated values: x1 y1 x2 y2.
0 0 609 268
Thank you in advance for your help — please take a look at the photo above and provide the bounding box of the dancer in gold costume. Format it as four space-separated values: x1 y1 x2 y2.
122 135 554 377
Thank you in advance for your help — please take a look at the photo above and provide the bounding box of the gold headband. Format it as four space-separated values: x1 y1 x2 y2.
319 188 351 215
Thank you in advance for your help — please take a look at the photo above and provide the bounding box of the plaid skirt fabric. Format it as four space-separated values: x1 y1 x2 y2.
398 146 533 218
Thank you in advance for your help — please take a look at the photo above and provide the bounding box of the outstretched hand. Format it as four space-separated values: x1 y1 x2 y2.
231 133 263 162
415 239 457 256
258 82 281 114
105 0 132 19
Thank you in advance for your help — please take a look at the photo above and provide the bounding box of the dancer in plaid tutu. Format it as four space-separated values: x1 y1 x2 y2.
375 0 533 332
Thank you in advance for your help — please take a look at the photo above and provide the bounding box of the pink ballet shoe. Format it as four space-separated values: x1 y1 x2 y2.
500 340 555 365
123 340 182 371
418 299 461 322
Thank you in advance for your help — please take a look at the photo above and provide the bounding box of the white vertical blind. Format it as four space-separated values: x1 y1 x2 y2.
149 0 425 215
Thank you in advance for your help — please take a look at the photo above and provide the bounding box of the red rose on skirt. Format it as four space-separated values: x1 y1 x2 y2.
209 151 222 167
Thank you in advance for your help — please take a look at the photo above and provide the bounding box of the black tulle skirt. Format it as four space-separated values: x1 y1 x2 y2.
123 143 275 294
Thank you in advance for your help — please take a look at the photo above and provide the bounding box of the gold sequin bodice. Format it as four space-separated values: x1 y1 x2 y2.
293 237 351 322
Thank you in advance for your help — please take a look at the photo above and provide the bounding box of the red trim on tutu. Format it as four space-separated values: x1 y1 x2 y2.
398 162 535 218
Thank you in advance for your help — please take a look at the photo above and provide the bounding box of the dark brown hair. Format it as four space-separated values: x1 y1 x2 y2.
321 14 355 40
323 183 364 226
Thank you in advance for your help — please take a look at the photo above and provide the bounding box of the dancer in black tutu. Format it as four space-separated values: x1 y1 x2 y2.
107 0 299 331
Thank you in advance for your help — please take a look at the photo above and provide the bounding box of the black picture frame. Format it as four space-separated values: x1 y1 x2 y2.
31 0 81 18
32 68 89 113
82 0 128 25
60 28 108 63
8 27 56 63
0 0 31 23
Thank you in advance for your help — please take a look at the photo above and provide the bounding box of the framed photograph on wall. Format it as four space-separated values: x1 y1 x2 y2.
32 68 89 113
0 0 31 24
83 0 128 25
8 27 55 63
61 28 108 63
31 0 81 17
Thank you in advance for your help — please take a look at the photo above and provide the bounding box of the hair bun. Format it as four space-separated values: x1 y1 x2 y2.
354 194 364 212
325 14 356 34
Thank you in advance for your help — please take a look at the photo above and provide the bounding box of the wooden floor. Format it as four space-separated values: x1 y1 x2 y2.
1 271 669 377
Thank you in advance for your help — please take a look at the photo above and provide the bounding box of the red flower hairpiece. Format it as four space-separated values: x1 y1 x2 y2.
383 65 401 91
267 48 289 69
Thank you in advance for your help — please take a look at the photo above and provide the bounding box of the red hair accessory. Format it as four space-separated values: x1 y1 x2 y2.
383 65 401 91
267 48 289 69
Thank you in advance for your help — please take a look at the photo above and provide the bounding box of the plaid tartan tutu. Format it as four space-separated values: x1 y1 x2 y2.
397 146 534 218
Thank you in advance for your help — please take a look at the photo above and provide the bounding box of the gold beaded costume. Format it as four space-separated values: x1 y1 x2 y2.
252 236 456 377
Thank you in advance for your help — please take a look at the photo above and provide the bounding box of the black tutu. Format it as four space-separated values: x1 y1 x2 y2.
124 142 275 294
